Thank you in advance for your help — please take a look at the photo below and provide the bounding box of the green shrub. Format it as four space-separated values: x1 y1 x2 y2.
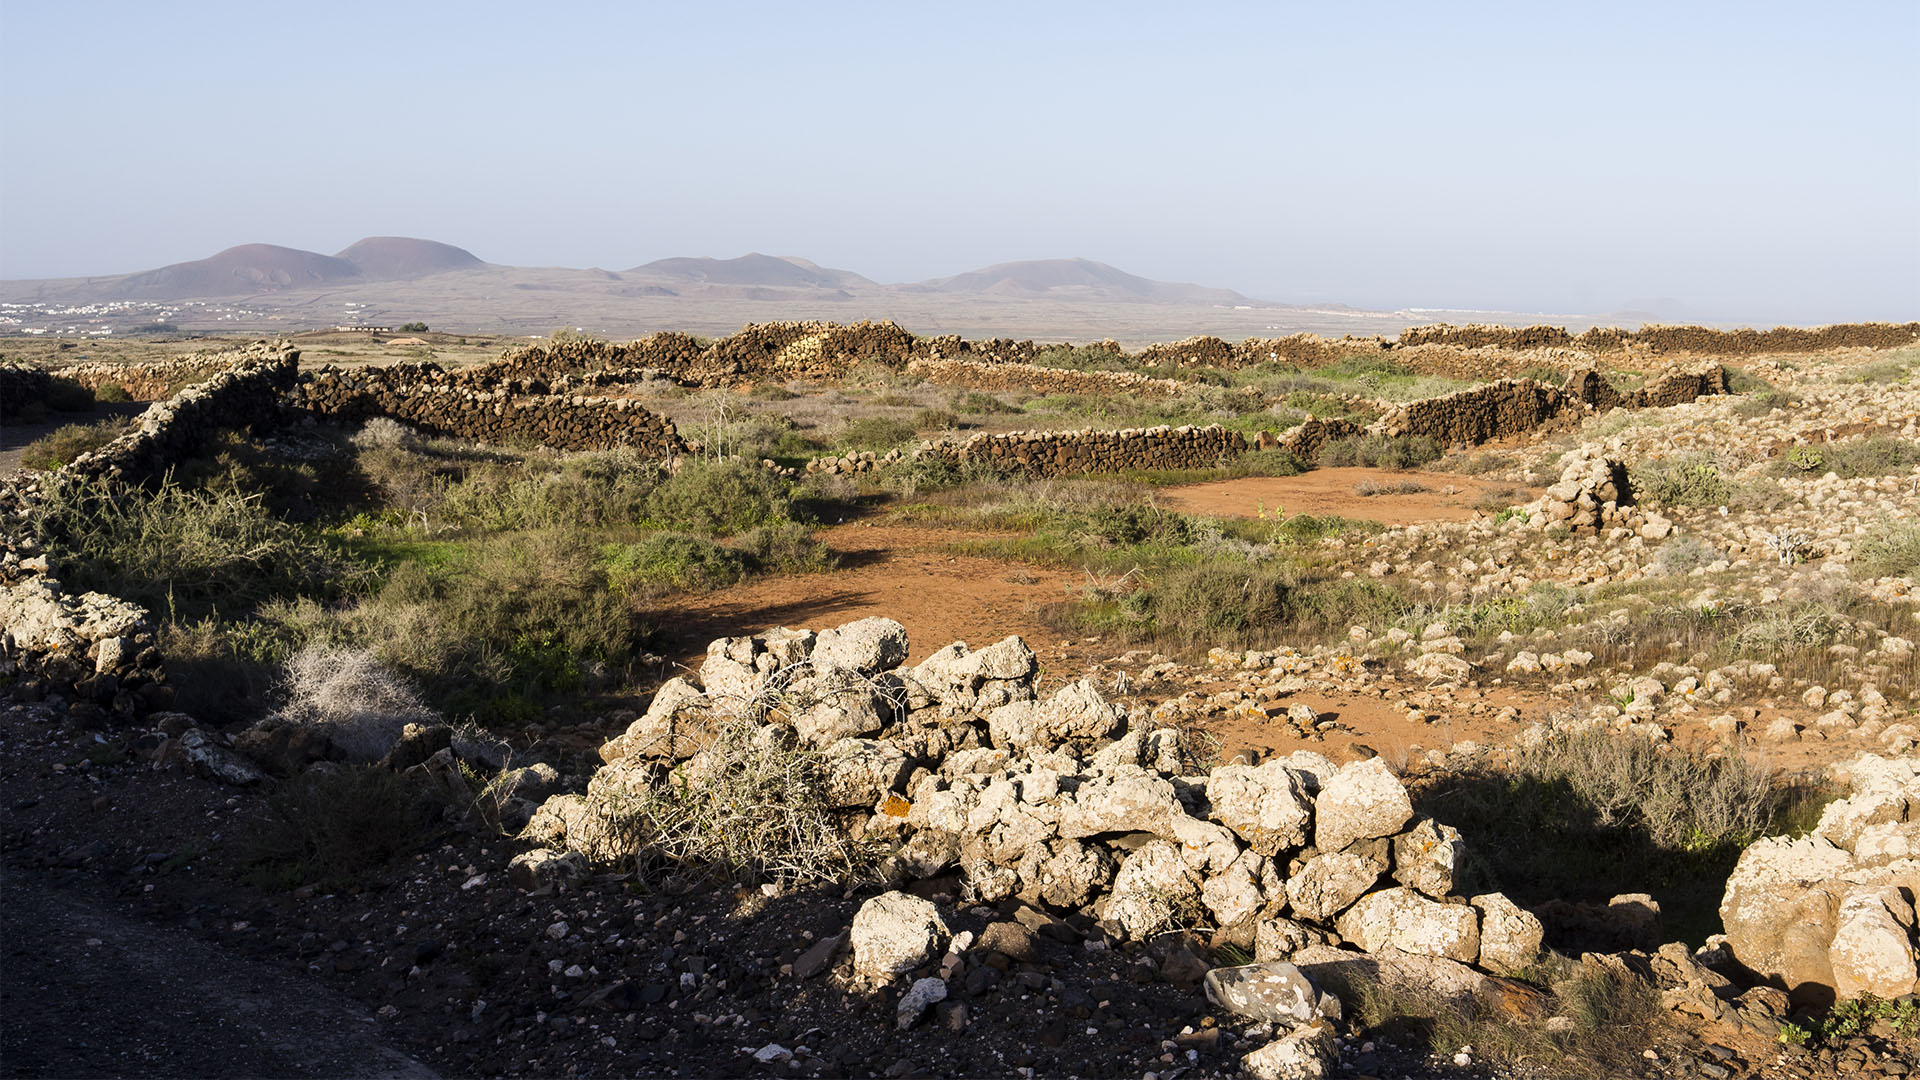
734 522 836 574
1130 563 1291 641
645 458 791 536
1654 535 1722 574
1819 436 1920 479
836 416 917 452
1633 455 1732 507
604 532 750 593
911 408 960 432
1317 433 1444 470
950 390 1019 415
93 383 133 403
1853 519 1920 579
398 321 429 332
18 418 129 470
32 474 361 617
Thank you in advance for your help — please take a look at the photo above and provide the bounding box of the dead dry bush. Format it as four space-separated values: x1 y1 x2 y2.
597 715 881 887
281 644 442 762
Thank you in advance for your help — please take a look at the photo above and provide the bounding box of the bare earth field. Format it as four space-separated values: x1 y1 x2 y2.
4 327 1917 1079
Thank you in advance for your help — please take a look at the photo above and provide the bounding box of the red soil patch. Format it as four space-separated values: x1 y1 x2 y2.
663 523 1075 668
1155 467 1535 525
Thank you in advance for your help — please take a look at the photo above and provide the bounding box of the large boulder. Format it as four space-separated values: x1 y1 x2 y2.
812 617 908 676
1033 678 1125 744
907 635 1036 714
822 738 910 808
1828 886 1920 1000
1285 851 1384 923
1057 769 1183 840
1239 1024 1338 1080
1392 818 1464 898
605 676 707 761
1206 761 1314 856
1470 893 1545 976
1336 888 1481 964
1720 756 1920 1004
1204 961 1320 1025
851 891 949 982
1100 840 1200 940
1313 758 1413 854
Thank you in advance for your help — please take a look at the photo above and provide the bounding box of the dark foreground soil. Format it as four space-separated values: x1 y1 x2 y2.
5 697 1879 1080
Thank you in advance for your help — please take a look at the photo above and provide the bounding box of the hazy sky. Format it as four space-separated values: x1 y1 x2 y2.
3 1 1915 321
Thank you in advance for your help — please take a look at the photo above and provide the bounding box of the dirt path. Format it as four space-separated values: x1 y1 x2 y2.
1156 466 1534 525
0 867 436 1079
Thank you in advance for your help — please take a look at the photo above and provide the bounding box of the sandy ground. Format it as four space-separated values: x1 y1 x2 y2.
1156 467 1536 525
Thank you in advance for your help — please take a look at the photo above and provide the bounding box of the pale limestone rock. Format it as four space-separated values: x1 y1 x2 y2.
1470 893 1545 976
1336 888 1480 963
1207 760 1314 856
1314 758 1413 854
851 891 949 982
1286 851 1384 922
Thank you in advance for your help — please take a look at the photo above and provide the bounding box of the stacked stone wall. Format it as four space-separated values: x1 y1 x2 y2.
905 357 1190 398
919 424 1248 478
295 366 684 456
1400 321 1920 356
64 344 299 485
1371 379 1581 448
53 354 248 401
0 365 54 421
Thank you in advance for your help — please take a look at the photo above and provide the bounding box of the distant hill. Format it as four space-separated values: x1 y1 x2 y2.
336 237 483 280
107 243 364 300
628 253 876 291
908 258 1262 306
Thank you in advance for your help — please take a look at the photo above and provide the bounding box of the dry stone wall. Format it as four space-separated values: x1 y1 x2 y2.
1371 378 1580 448
917 425 1249 478
294 366 684 456
905 357 1191 398
63 343 299 485
52 354 249 401
1400 321 1920 356
0 364 54 421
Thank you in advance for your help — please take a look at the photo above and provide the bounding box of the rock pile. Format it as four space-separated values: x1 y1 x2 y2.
0 574 165 720
1528 443 1642 535
524 617 1548 981
1720 753 1920 1004
915 425 1249 478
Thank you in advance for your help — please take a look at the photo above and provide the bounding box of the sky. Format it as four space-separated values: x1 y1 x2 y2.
1 0 1915 322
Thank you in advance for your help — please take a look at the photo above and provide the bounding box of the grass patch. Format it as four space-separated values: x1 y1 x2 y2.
32 473 363 619
1318 433 1444 470
1414 732 1824 944
1853 518 1920 579
17 417 130 470
1630 454 1732 507
1769 436 1920 479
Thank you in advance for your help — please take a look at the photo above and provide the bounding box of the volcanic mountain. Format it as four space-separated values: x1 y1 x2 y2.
627 253 876 291
909 258 1261 306
106 244 364 300
335 237 485 280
